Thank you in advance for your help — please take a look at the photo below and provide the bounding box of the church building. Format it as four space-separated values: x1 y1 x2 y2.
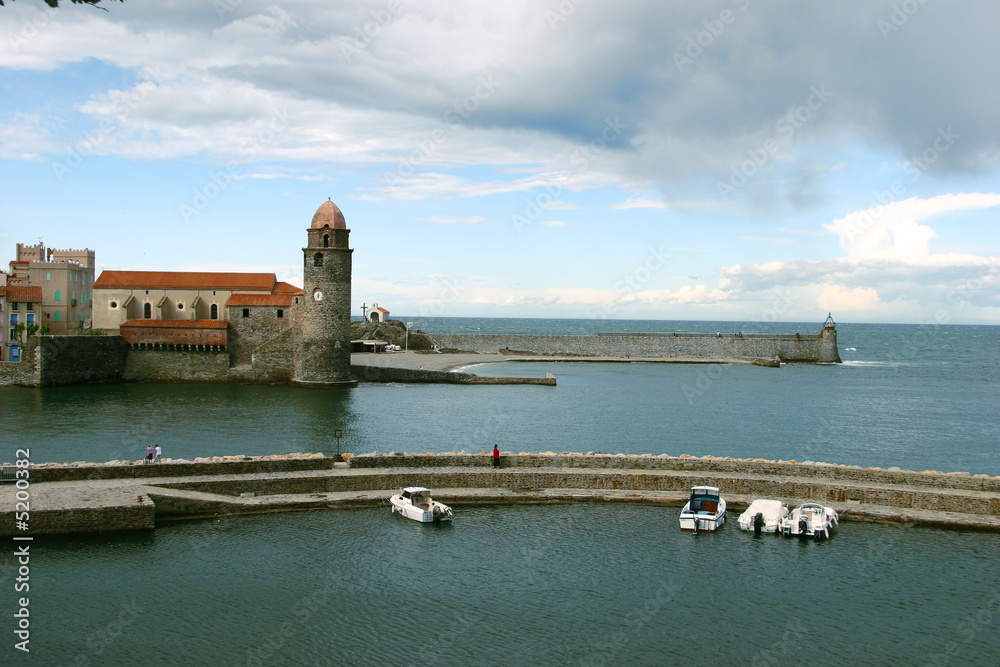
89 200 357 387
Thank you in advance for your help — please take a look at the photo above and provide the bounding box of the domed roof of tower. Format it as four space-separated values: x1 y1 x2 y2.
311 198 346 229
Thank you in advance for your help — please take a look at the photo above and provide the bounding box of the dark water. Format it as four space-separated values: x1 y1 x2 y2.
2 319 999 665
12 506 1000 666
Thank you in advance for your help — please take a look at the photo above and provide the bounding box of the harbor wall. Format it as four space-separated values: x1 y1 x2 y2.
432 329 841 363
4 452 997 537
0 335 128 387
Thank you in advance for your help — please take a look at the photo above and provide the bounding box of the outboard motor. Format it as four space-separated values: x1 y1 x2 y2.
753 512 764 536
797 514 809 539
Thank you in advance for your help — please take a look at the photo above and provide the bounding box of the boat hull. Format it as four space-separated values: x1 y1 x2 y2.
389 496 453 523
679 513 725 532
780 503 838 540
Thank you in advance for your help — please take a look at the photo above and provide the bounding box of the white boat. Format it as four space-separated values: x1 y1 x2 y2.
679 486 726 532
389 487 453 523
780 502 838 540
738 499 789 535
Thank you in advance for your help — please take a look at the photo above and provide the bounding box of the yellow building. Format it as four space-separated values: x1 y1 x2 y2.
6 243 95 335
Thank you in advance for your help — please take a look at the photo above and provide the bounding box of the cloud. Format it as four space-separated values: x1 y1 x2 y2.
824 193 1000 260
420 215 486 224
818 284 880 312
2 1 997 209
611 196 716 209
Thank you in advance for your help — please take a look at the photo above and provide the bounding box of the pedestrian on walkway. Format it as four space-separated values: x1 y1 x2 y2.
154 444 162 463
145 445 154 465
492 444 501 468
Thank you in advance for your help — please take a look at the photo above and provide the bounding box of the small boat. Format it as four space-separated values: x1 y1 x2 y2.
780 502 838 540
389 487 453 523
679 486 726 532
738 499 789 535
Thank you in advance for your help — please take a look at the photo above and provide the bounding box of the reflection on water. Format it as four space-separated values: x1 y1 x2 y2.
25 505 1000 666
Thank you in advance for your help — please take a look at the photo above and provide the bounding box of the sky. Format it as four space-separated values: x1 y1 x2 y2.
1 0 998 325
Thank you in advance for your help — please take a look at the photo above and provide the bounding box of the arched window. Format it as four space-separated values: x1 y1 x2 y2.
54 290 61 301
143 302 151 318
323 235 330 248
210 304 218 319
55 311 61 322
314 252 323 267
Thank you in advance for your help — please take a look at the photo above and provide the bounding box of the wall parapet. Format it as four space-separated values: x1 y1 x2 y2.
349 453 1000 492
432 328 840 363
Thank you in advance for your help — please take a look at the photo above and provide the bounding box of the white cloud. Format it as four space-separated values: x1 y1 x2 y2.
419 215 486 223
825 194 1000 261
818 284 880 312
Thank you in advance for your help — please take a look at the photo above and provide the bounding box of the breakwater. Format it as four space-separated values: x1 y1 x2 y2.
5 451 996 536
432 327 842 363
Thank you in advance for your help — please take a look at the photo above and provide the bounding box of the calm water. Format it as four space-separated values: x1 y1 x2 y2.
14 507 1000 666
2 318 999 665
3 320 997 475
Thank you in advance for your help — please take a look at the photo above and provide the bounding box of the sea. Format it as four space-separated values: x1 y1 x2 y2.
2 318 998 666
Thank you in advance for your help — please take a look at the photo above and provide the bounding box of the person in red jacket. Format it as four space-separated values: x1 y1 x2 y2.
492 444 500 468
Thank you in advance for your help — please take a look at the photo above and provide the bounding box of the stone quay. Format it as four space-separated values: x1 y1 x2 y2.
2 452 997 537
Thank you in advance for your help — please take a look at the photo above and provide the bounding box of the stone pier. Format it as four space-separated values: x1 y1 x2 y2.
2 452 997 536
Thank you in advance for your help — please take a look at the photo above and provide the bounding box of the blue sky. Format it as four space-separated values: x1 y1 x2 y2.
1 0 998 324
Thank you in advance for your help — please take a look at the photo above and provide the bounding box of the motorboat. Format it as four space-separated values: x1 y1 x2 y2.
679 486 726 532
389 487 453 523
780 502 838 540
737 499 789 535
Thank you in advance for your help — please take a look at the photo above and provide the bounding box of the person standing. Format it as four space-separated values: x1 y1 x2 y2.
492 445 500 468
154 444 162 463
145 445 154 465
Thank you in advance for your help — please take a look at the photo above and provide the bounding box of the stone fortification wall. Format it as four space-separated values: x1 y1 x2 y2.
433 329 840 363
25 454 334 483
124 348 231 383
227 304 296 369
0 336 128 387
350 453 1000 493
0 337 40 386
38 335 129 386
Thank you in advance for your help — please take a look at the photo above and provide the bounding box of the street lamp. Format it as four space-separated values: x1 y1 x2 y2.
405 321 413 352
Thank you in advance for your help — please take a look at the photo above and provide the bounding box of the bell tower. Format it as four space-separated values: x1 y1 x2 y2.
292 199 357 387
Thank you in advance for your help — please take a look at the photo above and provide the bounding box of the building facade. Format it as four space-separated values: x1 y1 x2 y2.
74 199 357 387
2 285 43 362
6 243 95 335
92 271 302 331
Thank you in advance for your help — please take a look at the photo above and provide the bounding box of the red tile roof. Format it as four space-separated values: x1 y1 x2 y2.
120 319 228 346
272 281 304 295
3 286 43 302
121 319 229 329
226 294 293 307
95 271 276 291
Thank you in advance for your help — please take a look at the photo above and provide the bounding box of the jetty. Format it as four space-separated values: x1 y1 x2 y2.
3 452 997 536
